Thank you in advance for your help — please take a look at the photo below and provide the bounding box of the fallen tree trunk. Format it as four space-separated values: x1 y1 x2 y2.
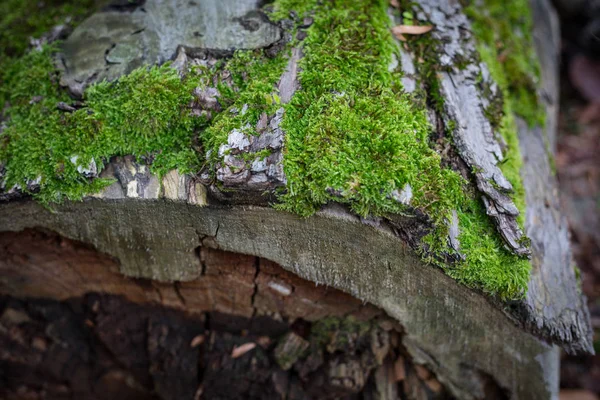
0 0 594 399
0 230 421 400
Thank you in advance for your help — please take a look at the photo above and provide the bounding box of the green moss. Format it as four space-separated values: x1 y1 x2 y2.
386 1 533 298
0 0 100 109
0 0 536 300
573 264 583 294
452 198 531 295
1 48 203 203
464 0 544 128
277 0 463 221
449 0 543 296
0 0 98 58
200 49 290 164
269 0 315 21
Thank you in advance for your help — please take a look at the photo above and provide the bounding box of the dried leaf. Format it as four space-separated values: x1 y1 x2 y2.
231 342 256 358
190 335 205 348
392 25 433 38
394 32 407 41
390 0 400 7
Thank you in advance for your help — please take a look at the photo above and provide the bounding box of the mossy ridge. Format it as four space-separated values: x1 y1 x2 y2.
462 0 544 227
0 0 532 299
458 0 543 291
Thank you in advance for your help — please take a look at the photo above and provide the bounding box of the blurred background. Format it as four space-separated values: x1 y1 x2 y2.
553 0 600 399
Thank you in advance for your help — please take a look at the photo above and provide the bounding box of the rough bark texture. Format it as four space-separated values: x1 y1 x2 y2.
58 0 282 97
510 0 593 355
417 0 528 257
0 0 593 399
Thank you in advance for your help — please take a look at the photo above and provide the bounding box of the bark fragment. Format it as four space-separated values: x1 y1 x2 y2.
415 0 530 256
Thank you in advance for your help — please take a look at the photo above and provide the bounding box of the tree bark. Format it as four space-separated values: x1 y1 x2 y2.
0 0 593 399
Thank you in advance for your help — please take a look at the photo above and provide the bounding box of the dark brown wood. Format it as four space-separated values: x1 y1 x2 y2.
0 229 451 400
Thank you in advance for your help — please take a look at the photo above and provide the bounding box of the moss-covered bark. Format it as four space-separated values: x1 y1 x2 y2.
0 0 546 299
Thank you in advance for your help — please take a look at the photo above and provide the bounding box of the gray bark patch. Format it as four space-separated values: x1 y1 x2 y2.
417 0 530 256
58 0 282 96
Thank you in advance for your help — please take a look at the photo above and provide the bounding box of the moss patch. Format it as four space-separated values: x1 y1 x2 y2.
200 50 290 164
464 0 544 128
277 0 463 220
0 0 536 300
451 198 531 296
0 50 204 203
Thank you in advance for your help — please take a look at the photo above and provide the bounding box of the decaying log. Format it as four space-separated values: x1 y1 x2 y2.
0 0 594 399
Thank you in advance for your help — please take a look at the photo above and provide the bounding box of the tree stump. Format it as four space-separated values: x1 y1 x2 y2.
0 0 594 399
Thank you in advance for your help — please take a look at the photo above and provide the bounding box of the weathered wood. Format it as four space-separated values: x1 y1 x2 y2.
416 0 528 256
0 229 384 321
0 0 593 398
0 230 449 400
0 200 560 399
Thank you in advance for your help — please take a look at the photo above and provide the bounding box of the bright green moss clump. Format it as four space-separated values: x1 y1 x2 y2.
0 47 204 203
452 199 531 297
278 0 463 219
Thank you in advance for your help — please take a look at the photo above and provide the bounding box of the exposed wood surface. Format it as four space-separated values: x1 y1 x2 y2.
0 200 559 399
0 230 452 400
0 229 384 322
510 0 593 355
